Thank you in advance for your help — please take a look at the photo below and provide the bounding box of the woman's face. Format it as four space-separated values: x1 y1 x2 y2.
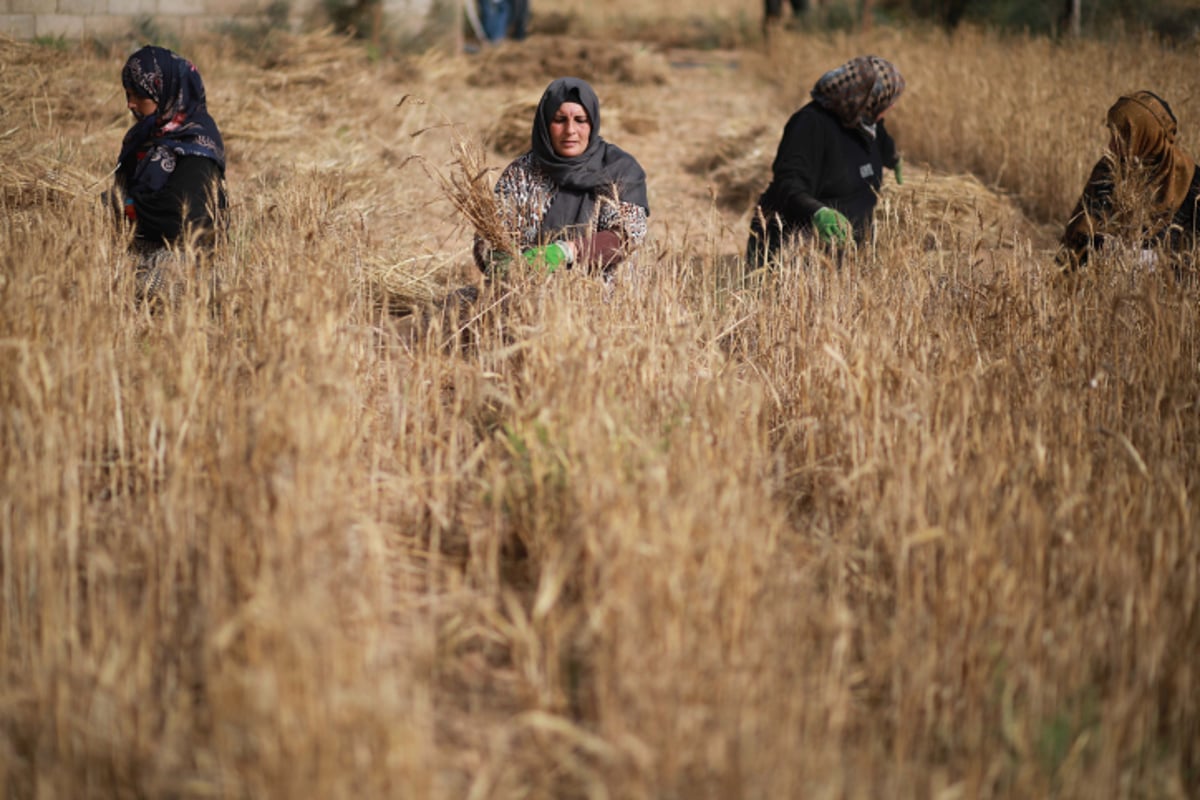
126 88 158 121
549 101 591 158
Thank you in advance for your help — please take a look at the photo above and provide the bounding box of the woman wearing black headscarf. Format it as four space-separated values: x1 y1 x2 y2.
746 55 904 269
474 77 650 276
114 46 226 261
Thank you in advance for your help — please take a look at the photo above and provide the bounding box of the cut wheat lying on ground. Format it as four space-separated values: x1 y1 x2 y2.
2 17 1199 800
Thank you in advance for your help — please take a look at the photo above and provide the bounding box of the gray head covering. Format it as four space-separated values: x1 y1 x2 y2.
531 77 649 238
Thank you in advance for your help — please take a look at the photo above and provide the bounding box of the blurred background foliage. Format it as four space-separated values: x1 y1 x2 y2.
873 0 1200 40
313 0 1200 52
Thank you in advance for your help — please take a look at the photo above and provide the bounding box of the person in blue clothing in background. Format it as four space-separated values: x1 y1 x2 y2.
511 0 529 39
478 0 530 42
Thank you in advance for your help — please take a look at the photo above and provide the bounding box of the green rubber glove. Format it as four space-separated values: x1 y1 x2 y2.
521 241 572 273
812 207 852 244
893 158 904 185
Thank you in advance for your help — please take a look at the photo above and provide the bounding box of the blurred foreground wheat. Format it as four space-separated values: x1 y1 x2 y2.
1 22 1198 800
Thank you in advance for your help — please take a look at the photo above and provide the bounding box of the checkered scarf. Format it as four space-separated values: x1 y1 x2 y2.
811 55 905 136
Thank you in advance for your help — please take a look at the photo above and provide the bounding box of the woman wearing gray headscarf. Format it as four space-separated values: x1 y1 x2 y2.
474 77 650 277
746 55 904 269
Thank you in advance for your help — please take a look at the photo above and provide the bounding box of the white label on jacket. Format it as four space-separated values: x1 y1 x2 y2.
860 163 875 179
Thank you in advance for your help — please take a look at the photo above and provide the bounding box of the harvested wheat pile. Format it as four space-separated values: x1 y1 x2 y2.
467 37 670 88
362 135 502 313
686 125 1049 246
359 253 452 313
251 29 374 73
878 164 1047 249
0 35 62 69
683 123 774 212
485 99 537 158
0 161 105 208
0 78 109 210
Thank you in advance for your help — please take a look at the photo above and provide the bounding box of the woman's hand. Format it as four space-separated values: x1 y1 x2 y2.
812 207 852 244
521 241 575 273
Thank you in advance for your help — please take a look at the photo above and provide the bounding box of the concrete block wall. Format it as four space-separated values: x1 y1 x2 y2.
0 0 433 40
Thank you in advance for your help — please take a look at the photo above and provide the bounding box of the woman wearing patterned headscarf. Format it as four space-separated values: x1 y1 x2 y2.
746 55 904 269
115 46 226 262
1059 91 1200 270
473 77 650 277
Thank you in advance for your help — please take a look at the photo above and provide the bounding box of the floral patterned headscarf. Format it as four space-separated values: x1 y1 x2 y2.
811 55 905 136
117 46 225 196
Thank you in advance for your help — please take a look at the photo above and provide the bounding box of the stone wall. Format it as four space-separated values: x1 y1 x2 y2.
0 0 433 40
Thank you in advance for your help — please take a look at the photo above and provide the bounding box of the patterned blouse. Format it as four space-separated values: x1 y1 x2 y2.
474 152 649 271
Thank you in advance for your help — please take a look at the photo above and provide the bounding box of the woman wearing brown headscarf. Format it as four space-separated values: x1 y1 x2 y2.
1060 91 1200 270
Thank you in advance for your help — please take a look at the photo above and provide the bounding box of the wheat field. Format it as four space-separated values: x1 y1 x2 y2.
1 5 1199 798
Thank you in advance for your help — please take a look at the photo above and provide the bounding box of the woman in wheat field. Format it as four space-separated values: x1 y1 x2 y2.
473 77 650 278
114 45 226 299
746 54 904 270
1060 91 1200 272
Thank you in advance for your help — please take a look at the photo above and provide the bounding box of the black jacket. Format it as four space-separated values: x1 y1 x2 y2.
125 155 226 250
757 102 897 241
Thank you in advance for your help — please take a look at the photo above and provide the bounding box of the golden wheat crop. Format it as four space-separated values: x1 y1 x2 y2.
1 8 1198 798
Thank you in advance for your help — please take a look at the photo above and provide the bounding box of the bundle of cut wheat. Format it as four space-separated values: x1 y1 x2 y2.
361 133 506 313
434 135 513 257
0 161 104 208
359 253 451 312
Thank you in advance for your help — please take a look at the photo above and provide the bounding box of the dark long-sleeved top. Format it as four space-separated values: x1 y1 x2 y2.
1061 161 1200 268
123 155 226 250
756 102 897 241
